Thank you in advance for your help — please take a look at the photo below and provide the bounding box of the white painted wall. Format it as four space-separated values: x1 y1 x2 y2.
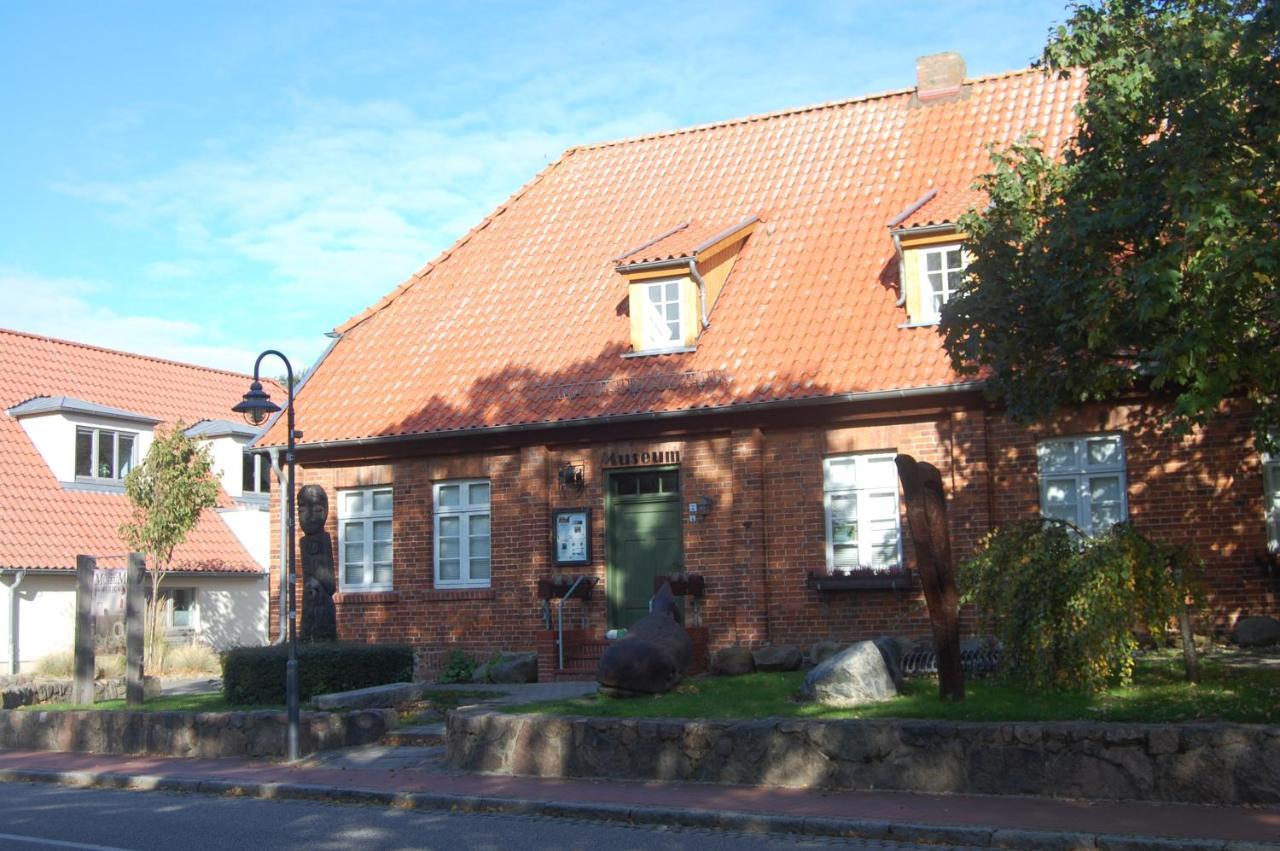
205 435 250 499
18 412 154 484
0 572 267 671
218 506 270 568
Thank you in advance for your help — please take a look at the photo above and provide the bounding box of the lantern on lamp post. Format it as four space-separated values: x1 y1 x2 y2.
232 352 300 762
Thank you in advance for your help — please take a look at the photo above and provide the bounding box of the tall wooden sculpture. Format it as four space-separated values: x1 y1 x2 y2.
894 454 965 701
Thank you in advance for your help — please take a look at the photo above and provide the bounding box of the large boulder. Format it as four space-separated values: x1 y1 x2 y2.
488 651 538 684
597 584 692 696
1232 616 1280 648
802 640 899 707
809 640 841 667
871 635 905 689
753 644 803 672
711 646 755 676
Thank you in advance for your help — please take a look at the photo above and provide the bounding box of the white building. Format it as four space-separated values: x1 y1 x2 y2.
0 328 277 672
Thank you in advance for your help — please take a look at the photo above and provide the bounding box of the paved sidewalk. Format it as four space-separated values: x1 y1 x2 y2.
0 749 1275 849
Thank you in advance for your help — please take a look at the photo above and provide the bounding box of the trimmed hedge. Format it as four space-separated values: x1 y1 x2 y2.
222 642 415 705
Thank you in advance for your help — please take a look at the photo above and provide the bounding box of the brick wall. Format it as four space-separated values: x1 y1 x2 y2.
270 401 1278 676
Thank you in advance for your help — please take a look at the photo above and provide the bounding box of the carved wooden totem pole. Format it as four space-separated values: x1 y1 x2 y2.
298 484 338 642
894 454 965 701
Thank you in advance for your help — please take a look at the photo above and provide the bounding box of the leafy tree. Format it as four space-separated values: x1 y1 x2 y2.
960 520 1199 692
944 0 1280 448
118 421 220 668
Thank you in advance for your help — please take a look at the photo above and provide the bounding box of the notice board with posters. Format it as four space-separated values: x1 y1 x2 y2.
552 508 591 566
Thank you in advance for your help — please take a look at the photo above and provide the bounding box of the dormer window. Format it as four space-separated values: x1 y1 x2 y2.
641 279 685 350
614 216 758 356
919 245 965 322
75 426 136 481
242 451 271 496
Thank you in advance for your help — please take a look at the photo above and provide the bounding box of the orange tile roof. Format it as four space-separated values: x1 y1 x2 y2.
0 328 279 572
270 67 1085 448
892 186 989 230
615 218 757 267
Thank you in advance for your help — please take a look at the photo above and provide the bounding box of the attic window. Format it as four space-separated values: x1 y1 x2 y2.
75 426 136 481
919 245 965 322
641 279 685 350
613 216 758 356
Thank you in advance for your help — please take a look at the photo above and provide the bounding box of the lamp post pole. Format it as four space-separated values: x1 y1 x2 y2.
237 350 300 762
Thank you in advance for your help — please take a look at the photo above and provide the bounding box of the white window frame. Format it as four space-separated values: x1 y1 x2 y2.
433 479 492 589
162 587 198 630
822 453 904 572
639 278 685 352
241 451 271 496
1263 451 1279 553
918 244 966 323
1036 434 1128 537
337 487 394 592
74 426 137 482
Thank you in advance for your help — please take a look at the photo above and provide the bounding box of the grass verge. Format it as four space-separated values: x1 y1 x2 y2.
504 656 1280 724
16 693 275 713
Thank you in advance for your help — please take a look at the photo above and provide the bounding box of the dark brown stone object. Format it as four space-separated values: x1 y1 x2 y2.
596 583 692 696
298 484 337 642
894 454 965 701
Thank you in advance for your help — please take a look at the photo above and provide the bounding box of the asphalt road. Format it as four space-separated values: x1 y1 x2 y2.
0 782 977 850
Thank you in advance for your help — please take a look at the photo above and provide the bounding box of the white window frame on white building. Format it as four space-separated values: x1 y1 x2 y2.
433 479 492 589
918 244 965 323
337 487 394 592
1263 451 1280 553
74 426 137 482
1036 434 1128 537
823 453 903 572
640 279 685 352
241 451 271 497
161 587 197 630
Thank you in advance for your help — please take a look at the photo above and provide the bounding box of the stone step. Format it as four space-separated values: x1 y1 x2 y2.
381 722 445 747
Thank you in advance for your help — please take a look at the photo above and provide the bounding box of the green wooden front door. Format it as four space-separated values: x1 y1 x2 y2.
606 468 682 629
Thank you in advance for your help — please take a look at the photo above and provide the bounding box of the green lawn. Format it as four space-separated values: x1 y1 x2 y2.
17 693 275 713
506 656 1280 724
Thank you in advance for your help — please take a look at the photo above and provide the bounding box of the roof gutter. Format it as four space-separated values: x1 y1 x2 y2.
283 380 987 454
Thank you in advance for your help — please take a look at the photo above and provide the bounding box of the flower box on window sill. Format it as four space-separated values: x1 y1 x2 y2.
807 569 917 592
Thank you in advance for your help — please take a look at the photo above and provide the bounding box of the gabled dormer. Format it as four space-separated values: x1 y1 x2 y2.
614 216 757 355
887 188 981 326
5 395 159 489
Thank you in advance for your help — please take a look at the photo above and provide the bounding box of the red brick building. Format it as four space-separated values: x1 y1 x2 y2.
261 56 1279 677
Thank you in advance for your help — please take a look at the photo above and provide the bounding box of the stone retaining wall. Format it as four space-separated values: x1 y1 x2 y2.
446 709 1280 806
0 676 161 709
0 708 395 758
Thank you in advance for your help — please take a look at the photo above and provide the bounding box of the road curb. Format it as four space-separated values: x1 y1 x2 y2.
0 766 1273 850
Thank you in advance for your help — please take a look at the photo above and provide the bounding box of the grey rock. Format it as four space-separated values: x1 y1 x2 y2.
871 635 905 689
711 646 756 676
488 652 538 684
809 640 841 666
752 644 803 672
802 641 898 707
1232 616 1280 647
470 663 491 683
311 681 423 711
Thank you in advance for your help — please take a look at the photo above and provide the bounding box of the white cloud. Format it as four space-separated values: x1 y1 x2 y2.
0 266 327 373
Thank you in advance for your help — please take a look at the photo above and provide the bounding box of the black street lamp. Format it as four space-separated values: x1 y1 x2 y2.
233 351 300 762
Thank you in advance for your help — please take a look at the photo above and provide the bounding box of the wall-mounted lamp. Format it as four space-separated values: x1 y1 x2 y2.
558 462 585 493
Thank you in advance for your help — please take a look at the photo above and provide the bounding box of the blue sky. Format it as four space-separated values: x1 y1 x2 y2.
0 0 1071 374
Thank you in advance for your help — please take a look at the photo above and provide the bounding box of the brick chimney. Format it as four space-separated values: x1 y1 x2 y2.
915 52 967 103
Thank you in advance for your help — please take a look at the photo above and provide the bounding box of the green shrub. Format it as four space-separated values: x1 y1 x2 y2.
221 642 414 705
959 521 1196 692
437 649 475 684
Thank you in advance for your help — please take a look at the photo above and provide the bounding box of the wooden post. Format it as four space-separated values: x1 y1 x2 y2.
895 454 965 701
73 555 96 705
125 552 146 707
